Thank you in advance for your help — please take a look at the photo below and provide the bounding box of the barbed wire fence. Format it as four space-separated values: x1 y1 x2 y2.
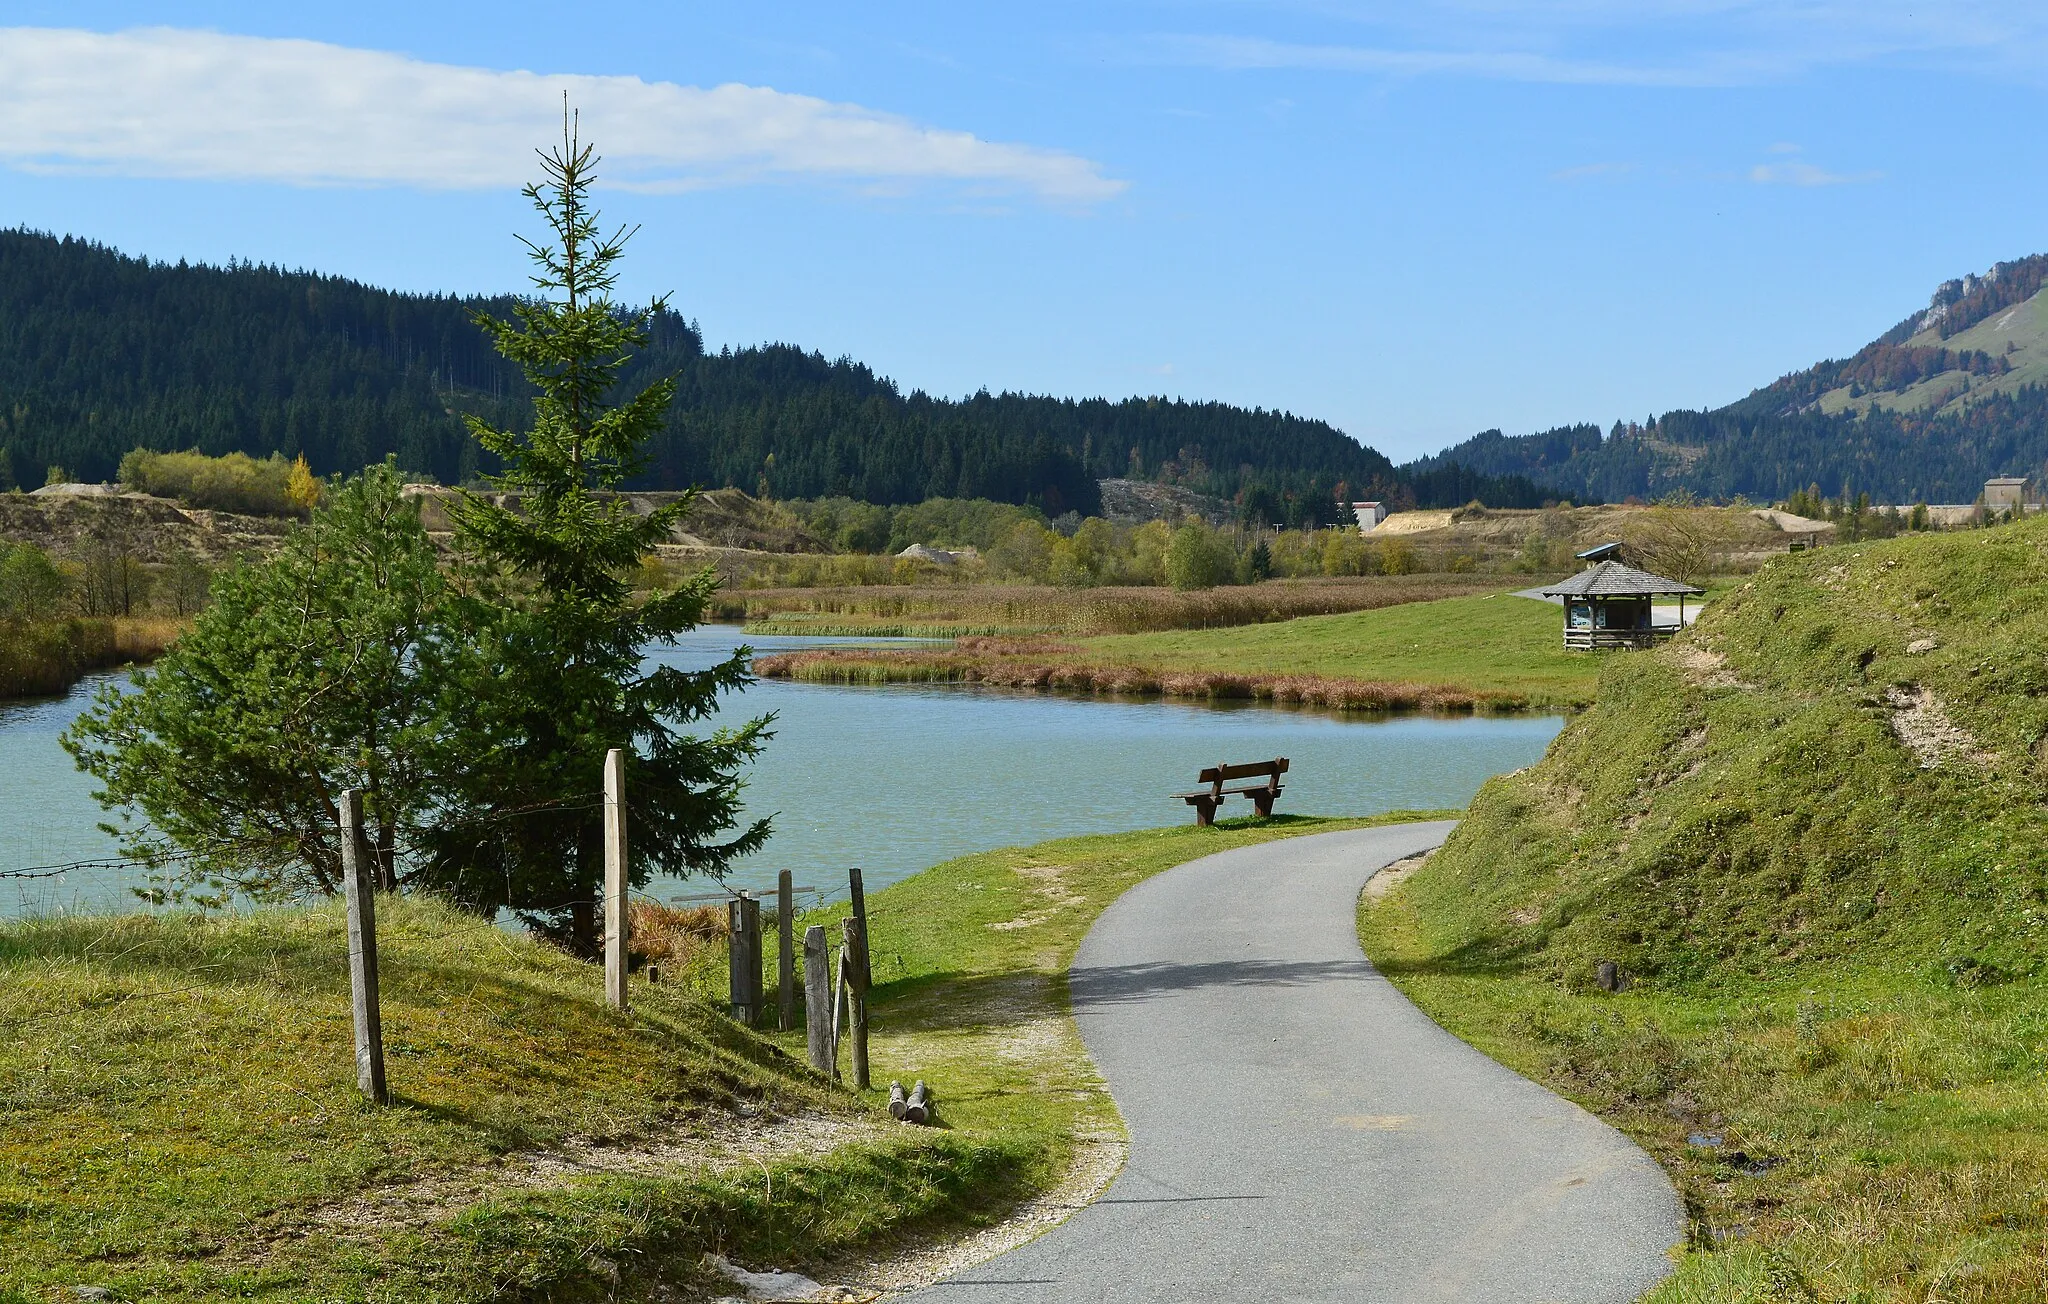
4 759 875 1106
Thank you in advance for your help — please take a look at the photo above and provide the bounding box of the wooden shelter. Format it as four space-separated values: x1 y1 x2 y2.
1542 559 1703 651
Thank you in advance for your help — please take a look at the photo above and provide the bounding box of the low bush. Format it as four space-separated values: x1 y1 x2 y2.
119 447 319 516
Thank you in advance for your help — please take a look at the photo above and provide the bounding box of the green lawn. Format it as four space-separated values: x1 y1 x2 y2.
1079 591 1600 707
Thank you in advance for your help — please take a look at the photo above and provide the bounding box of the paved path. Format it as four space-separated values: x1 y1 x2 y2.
905 824 1680 1303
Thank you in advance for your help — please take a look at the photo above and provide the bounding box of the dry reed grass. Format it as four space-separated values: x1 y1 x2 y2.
718 575 1499 637
0 615 184 700
754 646 1500 713
626 900 728 968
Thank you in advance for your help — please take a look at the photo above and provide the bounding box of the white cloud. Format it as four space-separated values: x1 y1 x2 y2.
1143 1 2048 87
1152 34 1741 86
0 27 1124 204
1748 160 1881 186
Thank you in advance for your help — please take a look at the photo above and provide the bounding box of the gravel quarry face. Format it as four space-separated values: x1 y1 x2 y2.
900 825 1681 1303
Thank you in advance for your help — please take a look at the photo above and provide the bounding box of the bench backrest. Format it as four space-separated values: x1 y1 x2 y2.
1195 758 1289 785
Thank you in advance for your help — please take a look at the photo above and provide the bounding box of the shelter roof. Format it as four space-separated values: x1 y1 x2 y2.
1541 560 1704 598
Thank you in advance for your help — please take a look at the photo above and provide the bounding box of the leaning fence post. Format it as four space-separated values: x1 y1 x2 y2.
777 869 795 1032
848 868 870 985
603 748 628 1012
843 914 870 1091
803 924 831 1073
339 788 387 1105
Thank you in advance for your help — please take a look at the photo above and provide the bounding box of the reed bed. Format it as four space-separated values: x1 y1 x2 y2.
753 645 1505 714
715 574 1499 637
0 616 183 700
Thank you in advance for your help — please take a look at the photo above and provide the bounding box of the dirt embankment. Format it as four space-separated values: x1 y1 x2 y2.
0 492 295 564
401 485 826 556
1371 503 1832 570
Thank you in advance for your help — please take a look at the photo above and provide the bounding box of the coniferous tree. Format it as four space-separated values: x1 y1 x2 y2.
62 463 453 901
416 115 770 950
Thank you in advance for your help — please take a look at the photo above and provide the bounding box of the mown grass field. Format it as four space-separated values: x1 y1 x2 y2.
1077 591 1597 705
1358 518 2048 1302
3 815 1432 1301
758 591 1605 712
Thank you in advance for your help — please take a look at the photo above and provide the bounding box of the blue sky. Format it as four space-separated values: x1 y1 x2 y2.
2 3 2045 463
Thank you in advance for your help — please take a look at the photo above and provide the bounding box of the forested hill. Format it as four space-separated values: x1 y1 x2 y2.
0 229 1554 518
1409 255 2048 505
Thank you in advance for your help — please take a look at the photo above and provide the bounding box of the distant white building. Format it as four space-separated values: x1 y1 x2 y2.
1350 501 1387 534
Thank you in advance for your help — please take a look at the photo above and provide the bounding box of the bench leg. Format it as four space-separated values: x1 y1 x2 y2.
1252 792 1275 818
1192 798 1217 827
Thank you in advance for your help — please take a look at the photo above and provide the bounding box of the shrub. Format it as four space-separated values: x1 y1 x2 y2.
1164 522 1237 590
992 520 1056 582
0 542 67 620
118 447 304 516
1379 535 1418 576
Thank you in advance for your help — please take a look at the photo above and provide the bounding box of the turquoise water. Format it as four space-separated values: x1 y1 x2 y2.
0 627 1562 915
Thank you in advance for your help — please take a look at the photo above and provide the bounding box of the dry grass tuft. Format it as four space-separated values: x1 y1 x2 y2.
628 900 728 967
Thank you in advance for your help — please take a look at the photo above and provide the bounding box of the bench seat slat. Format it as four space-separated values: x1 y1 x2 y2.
1173 785 1286 802
1196 761 1289 784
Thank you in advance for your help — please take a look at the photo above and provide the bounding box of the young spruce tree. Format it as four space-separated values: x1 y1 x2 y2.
418 113 770 950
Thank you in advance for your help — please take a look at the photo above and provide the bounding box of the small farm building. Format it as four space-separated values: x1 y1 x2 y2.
1985 477 2033 513
1542 558 1704 651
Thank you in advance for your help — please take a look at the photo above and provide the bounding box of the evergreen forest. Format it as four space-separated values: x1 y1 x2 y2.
0 230 1554 518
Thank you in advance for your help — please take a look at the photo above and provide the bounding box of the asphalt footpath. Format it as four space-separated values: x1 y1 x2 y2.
901 822 1681 1303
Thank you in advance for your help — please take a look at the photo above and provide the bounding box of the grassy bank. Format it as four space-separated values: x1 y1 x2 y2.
758 591 1602 712
0 897 1026 1302
0 615 181 700
1357 519 2048 1301
719 574 1505 638
5 815 1434 1301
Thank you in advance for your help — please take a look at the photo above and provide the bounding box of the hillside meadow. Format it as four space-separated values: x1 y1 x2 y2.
1359 515 2048 1301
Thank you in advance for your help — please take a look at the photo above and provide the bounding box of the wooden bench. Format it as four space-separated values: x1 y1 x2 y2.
1174 758 1289 826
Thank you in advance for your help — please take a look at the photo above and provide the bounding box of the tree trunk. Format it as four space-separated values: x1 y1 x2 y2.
570 895 598 958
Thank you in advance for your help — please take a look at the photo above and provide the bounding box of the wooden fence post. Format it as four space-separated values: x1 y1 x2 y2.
728 892 762 1025
843 915 870 1090
848 867 871 989
603 748 629 1012
803 924 831 1073
339 788 387 1105
777 869 795 1032
829 945 847 1077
